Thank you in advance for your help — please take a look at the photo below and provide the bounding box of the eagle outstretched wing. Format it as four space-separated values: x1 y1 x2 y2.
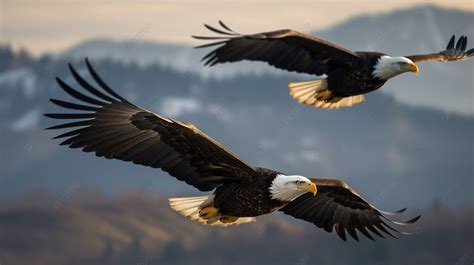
193 21 359 75
406 35 474 63
280 178 420 241
45 59 257 192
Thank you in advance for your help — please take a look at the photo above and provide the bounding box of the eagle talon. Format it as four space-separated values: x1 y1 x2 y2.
323 96 336 103
199 207 219 219
220 216 239 223
315 90 332 101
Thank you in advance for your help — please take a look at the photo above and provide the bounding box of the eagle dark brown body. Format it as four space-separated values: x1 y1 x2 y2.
327 52 386 97
214 168 283 217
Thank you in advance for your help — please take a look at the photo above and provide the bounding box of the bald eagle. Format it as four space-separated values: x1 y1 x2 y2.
45 59 419 241
193 21 473 109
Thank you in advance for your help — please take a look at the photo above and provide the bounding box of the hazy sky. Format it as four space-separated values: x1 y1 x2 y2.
1 0 473 55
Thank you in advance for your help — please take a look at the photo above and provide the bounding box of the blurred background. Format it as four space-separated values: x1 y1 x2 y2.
1 1 473 264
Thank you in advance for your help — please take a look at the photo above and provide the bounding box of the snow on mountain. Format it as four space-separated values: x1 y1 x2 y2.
0 68 37 98
10 108 40 131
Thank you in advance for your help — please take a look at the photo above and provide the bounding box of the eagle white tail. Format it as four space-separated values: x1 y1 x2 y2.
289 80 366 109
168 195 255 227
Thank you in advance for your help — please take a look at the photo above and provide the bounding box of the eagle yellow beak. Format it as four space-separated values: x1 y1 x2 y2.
409 63 419 75
298 182 317 196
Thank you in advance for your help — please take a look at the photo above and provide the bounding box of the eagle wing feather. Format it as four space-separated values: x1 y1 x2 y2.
279 178 420 241
45 59 257 192
406 35 474 63
193 21 360 75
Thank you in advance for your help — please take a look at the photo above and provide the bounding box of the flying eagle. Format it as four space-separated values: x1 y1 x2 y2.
45 59 420 241
193 21 473 109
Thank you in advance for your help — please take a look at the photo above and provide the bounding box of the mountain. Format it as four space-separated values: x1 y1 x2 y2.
0 43 472 210
55 5 474 114
0 192 472 265
56 38 267 79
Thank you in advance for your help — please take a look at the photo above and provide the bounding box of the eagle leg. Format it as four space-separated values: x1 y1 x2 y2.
199 207 220 219
220 215 239 223
315 90 332 101
325 96 342 103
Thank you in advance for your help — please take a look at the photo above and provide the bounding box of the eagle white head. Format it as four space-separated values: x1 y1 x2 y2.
372 56 419 80
269 174 317 202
